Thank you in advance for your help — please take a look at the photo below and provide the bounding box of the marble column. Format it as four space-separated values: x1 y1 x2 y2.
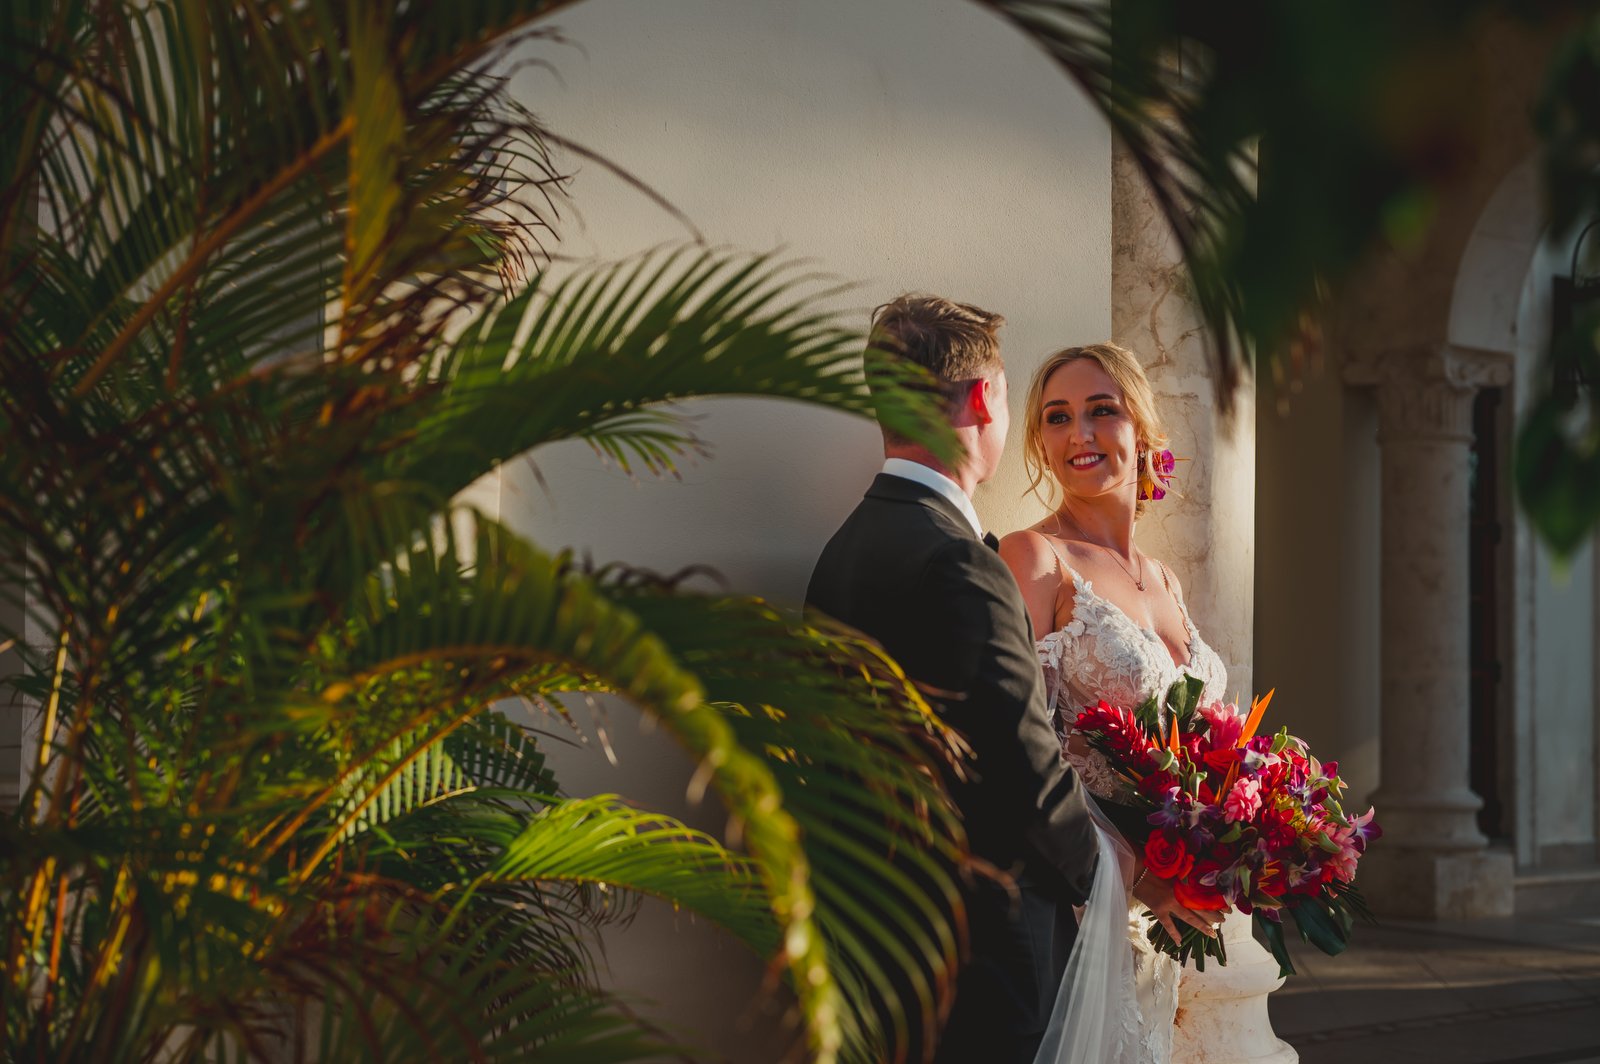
1346 345 1516 918
1112 140 1295 1064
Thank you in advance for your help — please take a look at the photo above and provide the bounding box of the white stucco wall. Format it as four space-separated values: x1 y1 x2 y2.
493 1 1112 1058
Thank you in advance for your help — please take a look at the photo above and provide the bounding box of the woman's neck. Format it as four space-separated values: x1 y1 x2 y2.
1055 494 1138 557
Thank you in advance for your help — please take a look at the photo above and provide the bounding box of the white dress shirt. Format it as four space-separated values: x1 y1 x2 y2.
881 458 984 539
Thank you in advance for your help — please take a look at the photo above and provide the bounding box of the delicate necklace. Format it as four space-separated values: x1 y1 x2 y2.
1054 508 1145 591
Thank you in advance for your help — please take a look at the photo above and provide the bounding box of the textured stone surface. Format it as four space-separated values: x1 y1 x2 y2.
1112 137 1290 1061
1343 346 1520 913
1270 906 1600 1064
1111 139 1257 703
1357 847 1517 920
1173 912 1297 1064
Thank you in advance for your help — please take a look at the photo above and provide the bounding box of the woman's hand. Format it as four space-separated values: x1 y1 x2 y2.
1132 870 1226 941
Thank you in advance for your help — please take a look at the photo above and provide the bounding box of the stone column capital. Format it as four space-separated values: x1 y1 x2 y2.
1343 344 1513 443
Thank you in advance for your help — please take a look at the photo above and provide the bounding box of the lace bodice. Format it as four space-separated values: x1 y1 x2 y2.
1035 564 1229 796
1030 556 1227 1063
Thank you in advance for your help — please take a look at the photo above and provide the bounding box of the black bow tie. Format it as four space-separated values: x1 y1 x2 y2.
983 532 1000 552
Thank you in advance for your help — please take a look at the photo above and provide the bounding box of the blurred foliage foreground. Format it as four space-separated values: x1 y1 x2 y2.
0 2 968 1061
6 1 1600 1063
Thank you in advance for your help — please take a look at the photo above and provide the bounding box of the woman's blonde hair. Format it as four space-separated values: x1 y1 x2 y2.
1022 342 1170 519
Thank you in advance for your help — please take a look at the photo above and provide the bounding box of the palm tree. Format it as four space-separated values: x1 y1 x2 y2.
0 3 968 1060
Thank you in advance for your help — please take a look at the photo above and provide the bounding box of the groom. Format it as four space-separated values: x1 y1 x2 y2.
806 295 1099 1063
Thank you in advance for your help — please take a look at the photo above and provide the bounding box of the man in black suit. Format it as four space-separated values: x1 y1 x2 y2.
806 294 1097 1063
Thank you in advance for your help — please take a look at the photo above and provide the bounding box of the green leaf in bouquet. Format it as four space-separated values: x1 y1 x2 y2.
1164 674 1206 727
1135 692 1163 732
1145 916 1228 971
1256 914 1297 978
1236 866 1252 896
1314 832 1342 854
1269 728 1290 754
1155 749 1178 773
1290 898 1352 958
1219 823 1243 844
1331 895 1357 939
1335 882 1377 925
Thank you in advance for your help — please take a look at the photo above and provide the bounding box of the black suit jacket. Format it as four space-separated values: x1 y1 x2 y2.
806 473 1099 1062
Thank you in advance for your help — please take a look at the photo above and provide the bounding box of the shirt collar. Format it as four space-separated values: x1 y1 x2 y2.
880 458 984 539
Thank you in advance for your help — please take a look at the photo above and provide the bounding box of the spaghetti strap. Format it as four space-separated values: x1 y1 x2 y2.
1157 560 1195 628
1032 530 1084 588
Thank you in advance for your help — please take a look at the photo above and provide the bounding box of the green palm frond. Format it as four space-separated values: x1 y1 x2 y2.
614 591 969 1063
327 509 863 1057
483 794 779 953
447 708 562 795
397 245 957 495
340 508 704 719
276 901 674 1064
334 732 475 841
4 3 973 1061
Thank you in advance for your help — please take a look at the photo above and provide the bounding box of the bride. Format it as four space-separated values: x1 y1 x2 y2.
999 342 1230 1063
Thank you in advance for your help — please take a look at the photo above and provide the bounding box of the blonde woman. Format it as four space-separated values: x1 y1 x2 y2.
999 344 1229 1063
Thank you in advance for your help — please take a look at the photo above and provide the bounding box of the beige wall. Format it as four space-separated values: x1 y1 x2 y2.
494 1 1113 1058
1253 363 1383 807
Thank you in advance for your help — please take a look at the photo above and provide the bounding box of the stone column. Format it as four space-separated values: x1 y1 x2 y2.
1113 140 1295 1064
1347 345 1516 918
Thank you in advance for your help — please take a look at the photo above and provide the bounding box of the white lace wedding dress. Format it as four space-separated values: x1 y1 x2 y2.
1031 559 1229 1064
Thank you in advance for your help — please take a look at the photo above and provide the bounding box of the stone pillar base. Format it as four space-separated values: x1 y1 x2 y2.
1172 910 1298 1064
1358 846 1515 919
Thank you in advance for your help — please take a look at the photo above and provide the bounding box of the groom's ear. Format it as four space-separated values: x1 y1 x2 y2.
966 377 996 425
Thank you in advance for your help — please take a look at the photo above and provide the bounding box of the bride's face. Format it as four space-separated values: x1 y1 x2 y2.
1039 358 1141 505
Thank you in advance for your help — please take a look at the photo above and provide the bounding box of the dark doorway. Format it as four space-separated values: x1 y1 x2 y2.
1468 386 1508 840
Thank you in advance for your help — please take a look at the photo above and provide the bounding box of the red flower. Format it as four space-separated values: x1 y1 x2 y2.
1074 700 1152 760
1174 878 1228 912
1178 731 1206 760
1136 770 1181 802
1258 809 1298 850
1257 860 1288 898
1144 831 1194 880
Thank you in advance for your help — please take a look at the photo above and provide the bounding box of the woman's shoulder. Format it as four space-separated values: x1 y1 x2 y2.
999 526 1069 575
999 525 1094 573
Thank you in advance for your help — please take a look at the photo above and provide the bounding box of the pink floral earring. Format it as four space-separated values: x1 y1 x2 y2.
1137 448 1180 502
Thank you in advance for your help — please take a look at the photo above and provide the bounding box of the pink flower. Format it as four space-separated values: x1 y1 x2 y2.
1321 816 1377 884
1324 822 1362 883
1199 703 1244 750
1223 776 1263 823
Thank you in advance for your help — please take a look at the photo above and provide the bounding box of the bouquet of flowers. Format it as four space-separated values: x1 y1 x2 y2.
1073 677 1381 974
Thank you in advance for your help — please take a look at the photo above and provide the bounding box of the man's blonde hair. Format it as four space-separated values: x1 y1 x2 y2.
865 294 1004 442
1022 342 1169 518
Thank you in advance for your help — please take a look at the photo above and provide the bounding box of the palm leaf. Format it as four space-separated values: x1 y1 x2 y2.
395 245 957 496
3 4 982 1061
483 794 779 954
613 591 968 1064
